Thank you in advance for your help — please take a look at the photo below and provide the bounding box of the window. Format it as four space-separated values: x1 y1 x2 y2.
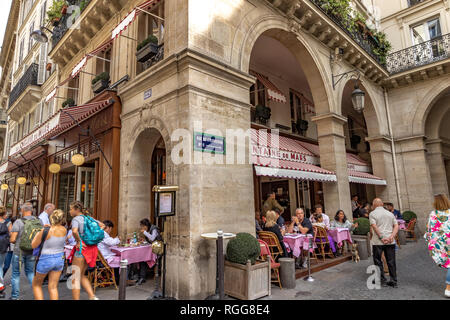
67 76 79 106
290 90 304 135
411 17 441 45
40 1 47 26
29 20 35 53
18 38 25 65
408 0 426 7
411 17 445 62
95 47 111 76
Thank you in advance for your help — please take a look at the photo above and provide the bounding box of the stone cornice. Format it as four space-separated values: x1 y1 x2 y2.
311 112 347 124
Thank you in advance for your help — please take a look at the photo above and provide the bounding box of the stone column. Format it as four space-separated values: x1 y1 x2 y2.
366 136 400 207
396 136 434 229
312 113 352 220
426 140 449 197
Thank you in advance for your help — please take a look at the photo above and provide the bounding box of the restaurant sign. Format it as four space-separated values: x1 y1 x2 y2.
10 113 61 156
193 132 226 154
252 145 320 165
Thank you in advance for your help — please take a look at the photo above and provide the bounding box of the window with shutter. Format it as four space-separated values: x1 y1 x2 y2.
35 102 42 127
29 20 35 52
18 38 24 65
37 42 48 84
40 1 47 26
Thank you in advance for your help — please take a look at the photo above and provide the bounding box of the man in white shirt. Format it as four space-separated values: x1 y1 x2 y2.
369 198 399 288
38 203 55 226
310 204 330 228
98 220 121 264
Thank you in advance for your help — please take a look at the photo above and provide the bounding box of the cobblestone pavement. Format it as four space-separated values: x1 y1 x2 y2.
1 239 447 300
265 238 449 300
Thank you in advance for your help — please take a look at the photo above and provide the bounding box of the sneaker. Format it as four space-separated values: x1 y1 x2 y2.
136 278 146 286
302 260 308 269
380 279 388 287
445 290 450 298
387 281 398 288
89 296 99 300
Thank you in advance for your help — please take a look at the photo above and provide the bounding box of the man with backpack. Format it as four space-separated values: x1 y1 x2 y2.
9 203 42 300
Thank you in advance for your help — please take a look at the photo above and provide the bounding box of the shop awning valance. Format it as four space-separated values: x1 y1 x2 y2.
348 170 387 185
251 71 287 103
1 145 47 174
9 99 113 157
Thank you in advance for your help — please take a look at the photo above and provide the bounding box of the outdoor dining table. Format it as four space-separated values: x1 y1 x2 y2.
283 233 316 258
397 219 406 230
327 228 353 247
110 244 158 269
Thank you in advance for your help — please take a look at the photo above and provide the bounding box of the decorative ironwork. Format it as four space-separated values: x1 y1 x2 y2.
51 0 91 48
8 63 39 110
310 0 386 67
386 33 450 74
142 44 165 71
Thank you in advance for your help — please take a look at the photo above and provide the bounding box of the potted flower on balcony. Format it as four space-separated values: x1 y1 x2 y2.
46 0 66 26
255 104 271 125
136 35 159 63
62 98 75 108
92 72 110 94
46 63 52 72
224 233 270 300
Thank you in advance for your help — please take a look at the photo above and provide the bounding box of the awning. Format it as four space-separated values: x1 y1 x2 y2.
251 71 287 103
9 99 113 157
251 130 336 182
348 170 387 186
1 145 47 174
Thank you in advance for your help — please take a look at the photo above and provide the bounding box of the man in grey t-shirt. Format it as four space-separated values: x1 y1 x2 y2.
9 203 37 300
369 198 399 288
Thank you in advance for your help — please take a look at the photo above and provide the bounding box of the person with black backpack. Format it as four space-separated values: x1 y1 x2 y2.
9 202 42 300
0 206 12 299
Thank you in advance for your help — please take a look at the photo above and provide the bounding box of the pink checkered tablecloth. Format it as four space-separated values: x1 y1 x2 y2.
110 244 158 269
327 228 353 247
283 234 316 258
397 219 406 230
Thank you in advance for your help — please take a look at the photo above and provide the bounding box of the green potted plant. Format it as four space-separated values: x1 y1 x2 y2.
402 211 417 223
224 233 270 300
62 98 75 108
91 71 110 94
353 217 370 235
255 104 271 125
136 35 159 63
46 0 66 26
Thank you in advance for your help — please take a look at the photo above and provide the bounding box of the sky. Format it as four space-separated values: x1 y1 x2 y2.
0 0 13 77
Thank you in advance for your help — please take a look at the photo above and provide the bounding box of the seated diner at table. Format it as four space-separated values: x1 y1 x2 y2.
262 210 288 258
330 210 358 231
385 202 403 220
312 213 337 256
309 204 330 228
288 208 314 235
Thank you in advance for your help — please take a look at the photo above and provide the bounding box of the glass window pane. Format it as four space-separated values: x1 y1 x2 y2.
428 19 441 39
412 24 427 44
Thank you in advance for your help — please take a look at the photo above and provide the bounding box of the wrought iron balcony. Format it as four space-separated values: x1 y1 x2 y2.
310 0 386 67
8 63 39 110
142 44 165 72
386 33 450 74
51 0 91 48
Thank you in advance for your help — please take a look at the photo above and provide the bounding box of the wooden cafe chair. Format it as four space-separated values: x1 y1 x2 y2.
88 251 118 293
258 239 282 289
313 226 334 262
404 218 417 242
257 231 284 261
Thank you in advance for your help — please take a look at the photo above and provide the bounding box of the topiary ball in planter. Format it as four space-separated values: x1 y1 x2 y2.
353 217 370 235
402 211 417 223
226 233 260 265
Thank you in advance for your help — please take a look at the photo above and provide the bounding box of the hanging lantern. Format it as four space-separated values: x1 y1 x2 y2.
351 83 365 113
17 177 27 185
71 153 85 166
48 163 61 174
1 184 8 191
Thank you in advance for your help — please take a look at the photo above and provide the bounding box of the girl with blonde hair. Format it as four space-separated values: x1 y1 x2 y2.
425 194 450 298
31 209 67 300
262 210 288 258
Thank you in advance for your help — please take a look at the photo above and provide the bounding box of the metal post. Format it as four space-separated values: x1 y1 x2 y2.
118 259 128 300
303 236 314 282
217 230 224 300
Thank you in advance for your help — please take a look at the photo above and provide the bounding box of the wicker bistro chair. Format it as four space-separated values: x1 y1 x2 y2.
88 251 118 293
313 226 334 262
404 218 418 242
257 231 284 261
258 239 282 289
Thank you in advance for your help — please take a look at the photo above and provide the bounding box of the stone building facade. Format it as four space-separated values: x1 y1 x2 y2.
0 0 449 299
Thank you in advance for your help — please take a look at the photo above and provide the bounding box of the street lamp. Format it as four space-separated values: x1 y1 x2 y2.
351 83 366 113
17 176 27 185
71 153 85 166
48 163 61 174
1 184 8 191
31 26 53 44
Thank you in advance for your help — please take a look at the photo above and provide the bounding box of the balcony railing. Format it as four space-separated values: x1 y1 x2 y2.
141 44 165 72
310 0 386 67
386 33 450 74
51 0 91 48
8 63 39 110
408 0 426 7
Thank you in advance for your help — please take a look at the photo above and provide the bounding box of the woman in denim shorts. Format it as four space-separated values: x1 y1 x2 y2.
31 209 67 300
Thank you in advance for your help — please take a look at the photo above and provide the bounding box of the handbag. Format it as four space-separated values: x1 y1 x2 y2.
34 226 50 274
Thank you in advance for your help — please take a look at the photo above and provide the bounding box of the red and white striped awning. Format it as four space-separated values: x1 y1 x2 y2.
348 170 387 185
251 71 287 103
9 100 113 157
251 130 336 182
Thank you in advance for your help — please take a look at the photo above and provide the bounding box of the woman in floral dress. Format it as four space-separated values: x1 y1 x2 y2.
424 194 450 298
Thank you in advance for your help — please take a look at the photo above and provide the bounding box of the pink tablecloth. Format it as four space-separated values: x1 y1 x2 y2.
327 228 353 247
397 219 406 230
283 234 316 258
110 244 158 269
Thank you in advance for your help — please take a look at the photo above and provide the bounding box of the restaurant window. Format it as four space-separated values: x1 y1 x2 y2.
76 167 96 213
95 47 111 77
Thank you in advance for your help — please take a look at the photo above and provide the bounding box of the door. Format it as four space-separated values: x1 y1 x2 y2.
76 167 96 214
57 173 76 223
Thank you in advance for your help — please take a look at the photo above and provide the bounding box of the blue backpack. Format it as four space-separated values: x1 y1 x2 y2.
80 215 104 245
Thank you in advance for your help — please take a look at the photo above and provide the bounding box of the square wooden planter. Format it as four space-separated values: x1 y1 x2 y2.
136 42 159 63
224 260 270 300
92 79 109 94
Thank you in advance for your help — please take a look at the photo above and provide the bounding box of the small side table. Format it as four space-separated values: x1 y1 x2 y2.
201 231 236 300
